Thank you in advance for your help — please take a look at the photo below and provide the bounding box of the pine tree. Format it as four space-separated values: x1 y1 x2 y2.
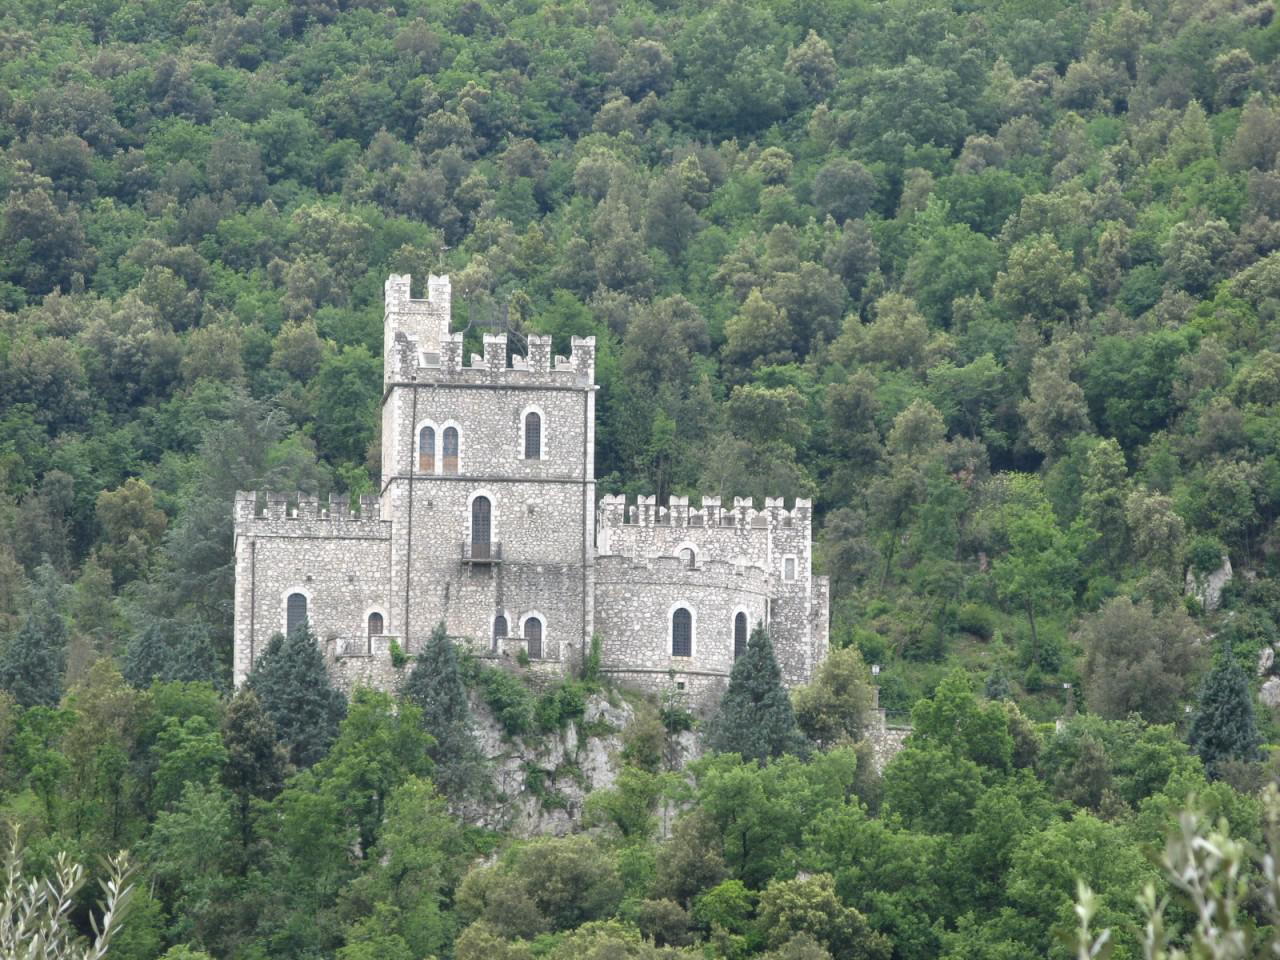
707 624 806 762
1189 643 1261 775
166 621 223 688
247 626 346 768
123 619 222 689
403 622 485 800
122 621 171 688
221 687 288 848
0 564 68 708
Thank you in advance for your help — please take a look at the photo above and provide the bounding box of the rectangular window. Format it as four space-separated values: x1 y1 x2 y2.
784 557 796 581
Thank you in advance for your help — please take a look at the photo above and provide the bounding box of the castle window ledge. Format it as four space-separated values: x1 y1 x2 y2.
462 541 503 563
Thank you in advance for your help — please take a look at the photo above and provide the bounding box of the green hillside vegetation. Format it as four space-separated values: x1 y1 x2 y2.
4 0 1280 954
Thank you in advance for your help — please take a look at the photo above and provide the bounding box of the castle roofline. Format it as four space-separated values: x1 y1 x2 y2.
596 493 812 529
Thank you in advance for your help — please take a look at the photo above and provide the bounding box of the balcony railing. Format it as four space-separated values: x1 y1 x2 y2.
461 541 502 563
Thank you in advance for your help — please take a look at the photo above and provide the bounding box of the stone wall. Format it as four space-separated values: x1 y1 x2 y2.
232 492 392 686
596 494 828 689
327 634 406 694
233 275 828 706
594 554 770 710
378 273 596 661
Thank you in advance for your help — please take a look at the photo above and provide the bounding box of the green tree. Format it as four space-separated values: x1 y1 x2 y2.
707 624 807 762
1080 598 1202 724
220 687 287 847
991 475 1081 664
792 645 876 748
312 345 380 465
1189 644 1261 775
247 627 346 768
402 622 485 801
757 872 891 960
0 564 69 708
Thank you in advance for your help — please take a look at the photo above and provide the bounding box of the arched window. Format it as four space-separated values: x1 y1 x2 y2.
672 608 692 657
286 593 308 636
443 426 459 474
524 411 542 459
525 617 542 659
418 426 435 473
734 612 747 659
471 495 492 559
493 614 508 651
679 547 696 569
368 612 384 637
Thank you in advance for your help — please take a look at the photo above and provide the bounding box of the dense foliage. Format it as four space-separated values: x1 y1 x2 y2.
5 0 1280 954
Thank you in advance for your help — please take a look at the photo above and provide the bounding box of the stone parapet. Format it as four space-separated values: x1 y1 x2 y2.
597 493 812 531
234 491 386 528
387 330 596 388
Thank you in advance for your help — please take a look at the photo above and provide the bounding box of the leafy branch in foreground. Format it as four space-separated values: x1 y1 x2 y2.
0 834 135 960
1072 787 1280 960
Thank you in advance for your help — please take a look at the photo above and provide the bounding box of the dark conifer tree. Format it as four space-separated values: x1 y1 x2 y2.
0 564 68 708
403 622 485 800
706 623 806 763
1189 643 1261 776
166 620 224 688
222 687 289 848
123 619 222 689
122 620 170 688
247 626 346 768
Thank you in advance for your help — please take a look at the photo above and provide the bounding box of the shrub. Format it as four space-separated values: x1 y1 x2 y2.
476 667 535 737
956 603 996 640
1188 535 1227 576
389 638 408 669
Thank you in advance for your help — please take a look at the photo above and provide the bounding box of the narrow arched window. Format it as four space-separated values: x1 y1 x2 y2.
493 614 507 651
525 617 542 659
286 593 307 636
419 426 435 473
368 612 384 637
524 411 541 459
443 426 459 474
680 547 695 569
471 495 491 560
734 612 747 659
672 608 692 657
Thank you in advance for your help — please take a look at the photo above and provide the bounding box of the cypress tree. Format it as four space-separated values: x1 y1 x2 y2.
247 626 346 768
0 564 68 708
707 623 806 763
403 622 485 799
222 687 288 848
1189 643 1261 775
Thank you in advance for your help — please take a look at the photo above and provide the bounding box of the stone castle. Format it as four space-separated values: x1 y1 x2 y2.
232 274 829 706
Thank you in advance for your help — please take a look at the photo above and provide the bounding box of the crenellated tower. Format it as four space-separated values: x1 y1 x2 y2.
233 274 827 708
378 273 597 666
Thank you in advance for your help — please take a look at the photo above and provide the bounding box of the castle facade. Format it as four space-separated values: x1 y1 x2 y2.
232 274 829 705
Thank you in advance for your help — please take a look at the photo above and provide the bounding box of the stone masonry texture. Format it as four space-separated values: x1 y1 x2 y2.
232 274 830 707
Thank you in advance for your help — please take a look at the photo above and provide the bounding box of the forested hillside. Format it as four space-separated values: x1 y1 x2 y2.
5 0 1280 956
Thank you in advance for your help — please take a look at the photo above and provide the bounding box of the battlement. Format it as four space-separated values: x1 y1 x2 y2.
387 329 596 386
384 273 595 387
596 494 812 530
234 490 386 525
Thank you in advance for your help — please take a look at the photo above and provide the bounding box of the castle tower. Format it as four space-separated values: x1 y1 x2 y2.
380 274 598 666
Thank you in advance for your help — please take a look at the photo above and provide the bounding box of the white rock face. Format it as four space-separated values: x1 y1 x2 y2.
1185 555 1233 612
466 691 663 837
1259 677 1280 710
1259 646 1275 677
